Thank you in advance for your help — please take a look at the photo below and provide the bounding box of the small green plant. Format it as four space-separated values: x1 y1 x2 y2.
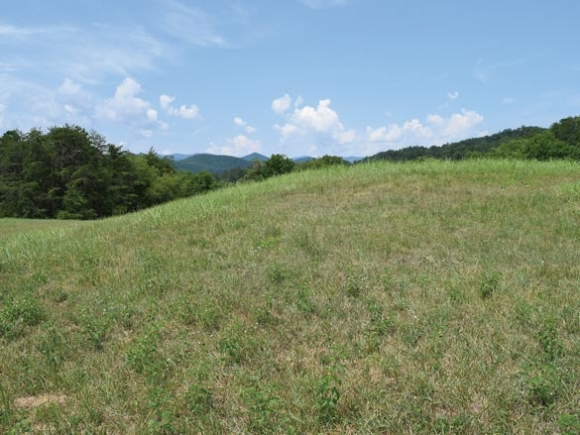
315 363 344 424
0 297 46 339
126 326 168 380
267 263 287 285
525 363 560 407
218 323 255 365
296 288 316 315
246 386 281 434
185 385 213 414
37 326 68 374
557 413 580 435
538 317 564 361
344 271 365 298
147 388 176 434
478 271 500 300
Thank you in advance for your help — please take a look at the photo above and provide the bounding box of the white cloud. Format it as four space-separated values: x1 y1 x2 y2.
95 77 150 122
442 110 484 138
160 94 201 120
160 95 174 109
275 97 356 146
365 110 485 154
272 94 292 115
447 91 459 100
207 134 261 156
147 109 158 121
234 116 256 133
300 0 348 10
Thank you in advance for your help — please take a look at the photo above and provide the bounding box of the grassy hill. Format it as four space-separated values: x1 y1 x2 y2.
2 160 580 434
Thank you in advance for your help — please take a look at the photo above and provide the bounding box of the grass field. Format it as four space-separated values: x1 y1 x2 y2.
1 159 580 434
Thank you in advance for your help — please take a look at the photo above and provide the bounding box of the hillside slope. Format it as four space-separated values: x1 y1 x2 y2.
2 160 580 434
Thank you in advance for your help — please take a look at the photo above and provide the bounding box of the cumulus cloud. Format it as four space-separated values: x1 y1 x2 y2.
365 110 485 154
95 77 150 122
207 134 261 156
274 97 356 148
160 94 200 120
272 94 292 115
234 116 256 133
94 77 170 138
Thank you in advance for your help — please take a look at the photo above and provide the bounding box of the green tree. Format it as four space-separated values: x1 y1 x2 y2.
262 154 295 178
490 131 578 160
550 116 580 147
296 155 349 171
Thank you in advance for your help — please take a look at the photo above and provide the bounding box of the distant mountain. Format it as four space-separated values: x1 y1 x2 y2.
344 156 364 163
242 152 269 162
167 153 193 161
293 156 314 164
174 153 253 175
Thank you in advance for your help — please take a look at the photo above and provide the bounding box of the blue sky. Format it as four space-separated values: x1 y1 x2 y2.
1 0 579 157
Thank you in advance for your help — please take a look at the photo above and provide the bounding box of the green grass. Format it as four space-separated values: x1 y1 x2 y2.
0 219 89 242
1 159 580 434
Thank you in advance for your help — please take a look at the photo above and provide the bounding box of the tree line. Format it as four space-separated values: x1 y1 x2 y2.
0 125 217 219
364 116 580 162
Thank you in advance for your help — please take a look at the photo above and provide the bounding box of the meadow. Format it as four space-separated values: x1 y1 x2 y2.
1 159 580 434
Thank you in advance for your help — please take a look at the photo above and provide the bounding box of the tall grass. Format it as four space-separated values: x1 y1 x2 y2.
1 159 580 434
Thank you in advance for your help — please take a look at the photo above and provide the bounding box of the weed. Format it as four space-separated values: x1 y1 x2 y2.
524 363 560 407
147 388 176 434
557 413 580 435
218 322 257 365
126 326 169 380
296 287 316 315
315 363 344 424
37 326 68 374
0 297 46 339
344 270 365 298
185 384 213 414
538 317 564 361
478 271 500 300
267 263 287 285
245 386 281 434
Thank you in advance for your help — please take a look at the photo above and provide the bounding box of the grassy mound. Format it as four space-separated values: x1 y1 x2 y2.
1 160 580 434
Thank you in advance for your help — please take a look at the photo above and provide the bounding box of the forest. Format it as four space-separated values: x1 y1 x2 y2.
0 126 217 219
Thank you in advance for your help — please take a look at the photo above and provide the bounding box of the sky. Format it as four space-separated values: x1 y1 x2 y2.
1 0 580 158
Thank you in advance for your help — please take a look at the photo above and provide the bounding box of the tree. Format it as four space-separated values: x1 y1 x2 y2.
490 131 578 160
296 155 349 171
550 116 580 148
262 154 295 178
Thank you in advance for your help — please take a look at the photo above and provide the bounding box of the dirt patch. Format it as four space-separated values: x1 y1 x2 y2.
14 394 66 409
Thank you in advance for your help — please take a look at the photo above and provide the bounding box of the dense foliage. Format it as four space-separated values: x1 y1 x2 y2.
0 125 217 219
